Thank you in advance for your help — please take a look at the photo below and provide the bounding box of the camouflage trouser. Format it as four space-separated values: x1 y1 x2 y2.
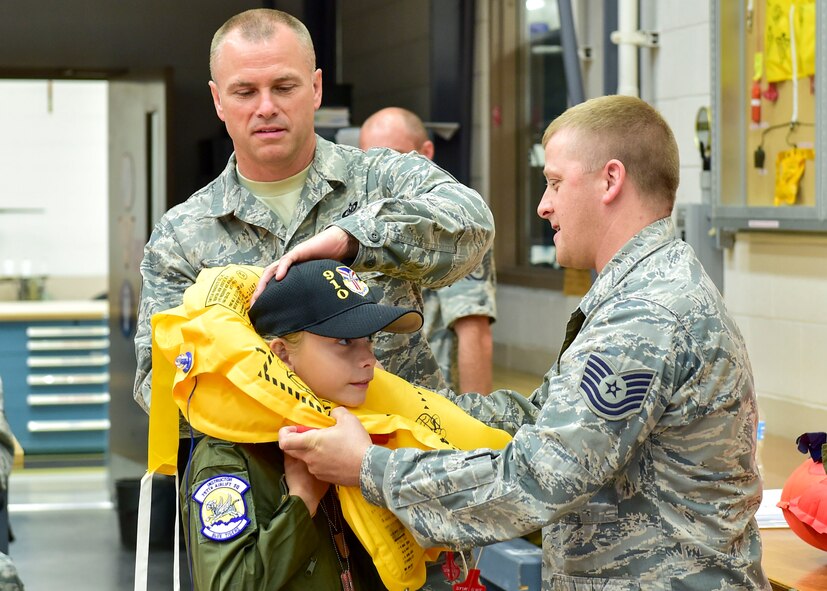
0 553 23 590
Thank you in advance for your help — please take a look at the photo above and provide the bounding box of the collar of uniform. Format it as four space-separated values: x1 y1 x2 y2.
204 153 288 235
283 135 352 229
309 135 350 188
206 153 247 217
203 138 351 231
579 216 676 315
209 137 349 209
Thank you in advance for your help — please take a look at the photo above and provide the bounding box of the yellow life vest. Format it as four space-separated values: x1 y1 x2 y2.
148 265 512 591
765 0 815 83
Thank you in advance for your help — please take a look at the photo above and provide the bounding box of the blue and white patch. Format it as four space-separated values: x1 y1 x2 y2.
193 475 250 541
175 351 193 373
578 353 656 420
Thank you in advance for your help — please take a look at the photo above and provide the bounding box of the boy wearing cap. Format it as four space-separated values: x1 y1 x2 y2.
181 259 421 591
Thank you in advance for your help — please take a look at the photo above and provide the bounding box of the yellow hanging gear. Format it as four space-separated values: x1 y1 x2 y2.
148 265 512 591
765 0 815 82
774 147 815 206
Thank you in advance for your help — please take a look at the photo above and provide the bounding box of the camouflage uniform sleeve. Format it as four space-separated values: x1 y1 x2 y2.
133 217 200 412
433 249 497 328
335 150 494 289
448 386 539 434
360 297 693 549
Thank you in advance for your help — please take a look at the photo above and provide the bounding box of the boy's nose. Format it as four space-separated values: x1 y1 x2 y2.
356 338 377 367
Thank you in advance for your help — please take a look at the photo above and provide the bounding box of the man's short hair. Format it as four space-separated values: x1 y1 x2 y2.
542 95 680 208
210 8 316 80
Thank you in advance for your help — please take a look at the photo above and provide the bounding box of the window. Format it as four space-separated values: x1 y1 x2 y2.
489 0 577 289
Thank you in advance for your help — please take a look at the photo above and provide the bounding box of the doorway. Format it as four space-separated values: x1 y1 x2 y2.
0 79 108 301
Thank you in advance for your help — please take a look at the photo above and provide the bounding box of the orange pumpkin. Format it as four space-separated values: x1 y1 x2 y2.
777 459 827 551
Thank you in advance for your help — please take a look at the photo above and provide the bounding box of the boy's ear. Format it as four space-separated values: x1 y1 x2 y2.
269 338 295 371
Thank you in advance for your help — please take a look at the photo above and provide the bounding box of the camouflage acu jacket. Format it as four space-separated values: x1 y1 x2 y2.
133 137 493 413
361 218 770 591
421 248 496 390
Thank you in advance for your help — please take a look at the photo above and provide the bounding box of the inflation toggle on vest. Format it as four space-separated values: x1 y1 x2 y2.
148 264 512 591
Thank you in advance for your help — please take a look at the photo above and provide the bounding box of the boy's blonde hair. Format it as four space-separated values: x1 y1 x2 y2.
266 331 303 350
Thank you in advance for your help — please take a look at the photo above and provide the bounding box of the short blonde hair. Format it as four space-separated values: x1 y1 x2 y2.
542 95 679 208
264 331 304 348
209 8 316 80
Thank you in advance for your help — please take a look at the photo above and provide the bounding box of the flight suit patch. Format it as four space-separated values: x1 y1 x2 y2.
193 474 251 541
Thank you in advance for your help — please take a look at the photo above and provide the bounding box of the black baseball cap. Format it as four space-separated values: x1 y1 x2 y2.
248 259 423 339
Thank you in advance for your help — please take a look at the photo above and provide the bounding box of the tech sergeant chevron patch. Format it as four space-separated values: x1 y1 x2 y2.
578 353 656 420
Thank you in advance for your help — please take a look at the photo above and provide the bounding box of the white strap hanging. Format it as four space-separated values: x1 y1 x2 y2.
789 4 799 125
133 471 181 591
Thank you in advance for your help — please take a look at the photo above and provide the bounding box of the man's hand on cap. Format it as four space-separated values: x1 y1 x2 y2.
251 226 358 305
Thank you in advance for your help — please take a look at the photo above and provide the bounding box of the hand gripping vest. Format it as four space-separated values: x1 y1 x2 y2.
148 265 512 591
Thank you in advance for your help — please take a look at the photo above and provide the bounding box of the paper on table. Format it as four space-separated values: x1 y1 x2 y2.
756 488 788 529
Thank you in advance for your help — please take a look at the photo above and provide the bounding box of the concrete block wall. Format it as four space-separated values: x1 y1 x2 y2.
726 233 827 437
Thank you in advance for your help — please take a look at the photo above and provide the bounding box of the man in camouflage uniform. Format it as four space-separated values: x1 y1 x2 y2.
280 95 770 590
133 9 493 414
360 107 497 394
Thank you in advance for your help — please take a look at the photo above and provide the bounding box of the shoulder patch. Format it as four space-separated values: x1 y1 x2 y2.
193 474 251 541
578 353 656 420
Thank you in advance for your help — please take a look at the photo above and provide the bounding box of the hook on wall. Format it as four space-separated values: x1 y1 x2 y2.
785 122 799 147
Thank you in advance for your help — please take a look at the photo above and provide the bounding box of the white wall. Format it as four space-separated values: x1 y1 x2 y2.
652 0 711 207
0 80 108 300
726 233 827 437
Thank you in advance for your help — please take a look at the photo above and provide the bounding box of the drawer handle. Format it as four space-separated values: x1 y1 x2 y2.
27 419 111 432
28 355 110 368
28 339 110 351
27 373 108 386
27 326 109 338
27 393 110 406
